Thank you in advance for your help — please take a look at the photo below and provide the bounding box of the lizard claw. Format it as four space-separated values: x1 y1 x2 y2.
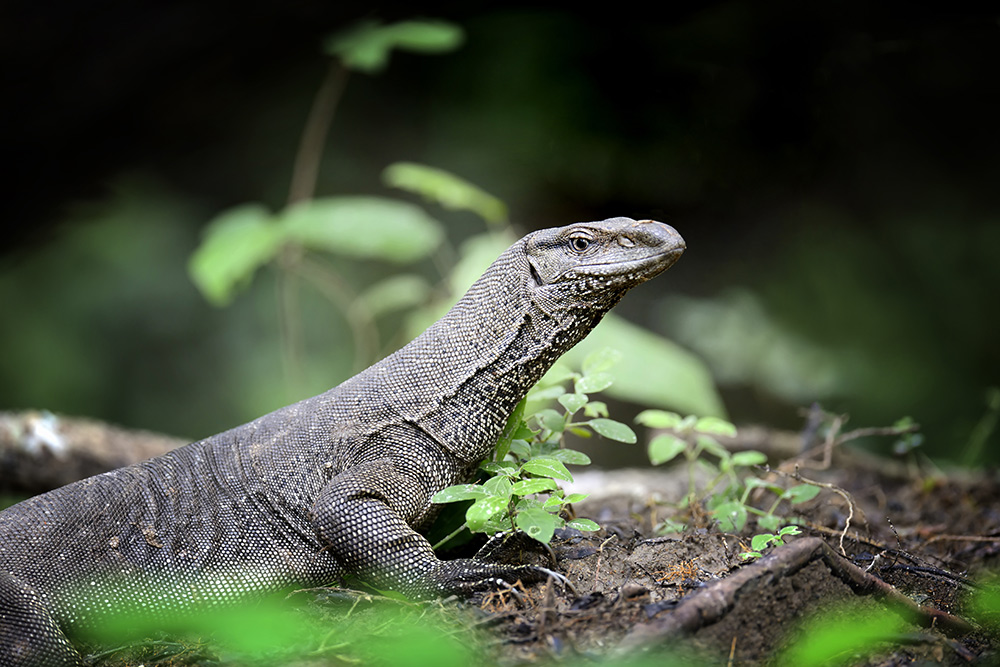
532 566 577 597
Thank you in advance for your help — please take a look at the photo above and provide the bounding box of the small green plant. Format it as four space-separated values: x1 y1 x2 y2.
635 410 820 534
740 477 821 531
740 525 802 560
432 349 635 546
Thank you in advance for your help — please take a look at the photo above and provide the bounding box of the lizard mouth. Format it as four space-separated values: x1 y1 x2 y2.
558 244 685 283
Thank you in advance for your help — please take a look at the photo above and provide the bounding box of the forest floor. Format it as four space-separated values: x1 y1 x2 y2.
73 426 1000 667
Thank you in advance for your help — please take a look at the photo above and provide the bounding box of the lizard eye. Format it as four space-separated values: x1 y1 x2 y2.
569 235 591 253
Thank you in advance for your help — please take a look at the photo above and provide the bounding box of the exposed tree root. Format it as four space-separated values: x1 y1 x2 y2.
618 537 973 651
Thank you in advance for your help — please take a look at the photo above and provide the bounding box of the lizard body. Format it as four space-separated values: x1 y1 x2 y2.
0 217 684 665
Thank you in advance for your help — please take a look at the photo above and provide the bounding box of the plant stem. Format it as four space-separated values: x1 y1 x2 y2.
288 60 350 205
276 59 350 386
431 522 469 551
276 246 305 394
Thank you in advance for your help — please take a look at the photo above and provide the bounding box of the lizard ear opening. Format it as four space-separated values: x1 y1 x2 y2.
528 258 544 287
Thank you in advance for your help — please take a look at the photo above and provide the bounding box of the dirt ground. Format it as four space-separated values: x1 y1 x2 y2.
438 443 1000 667
76 432 1000 667
5 414 998 666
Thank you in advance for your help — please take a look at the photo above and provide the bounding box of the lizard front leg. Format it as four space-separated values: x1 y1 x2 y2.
0 572 81 667
310 458 554 600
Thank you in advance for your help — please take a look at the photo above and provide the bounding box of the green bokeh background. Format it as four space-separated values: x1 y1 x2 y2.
2 4 997 463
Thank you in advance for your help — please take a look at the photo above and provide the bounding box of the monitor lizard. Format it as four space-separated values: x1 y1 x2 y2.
0 217 685 665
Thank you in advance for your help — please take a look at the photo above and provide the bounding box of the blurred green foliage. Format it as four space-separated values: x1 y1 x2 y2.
81 584 475 666
775 602 906 666
189 196 444 305
181 18 723 435
2 6 997 462
326 20 464 73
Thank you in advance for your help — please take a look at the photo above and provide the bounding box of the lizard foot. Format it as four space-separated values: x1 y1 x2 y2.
424 558 575 599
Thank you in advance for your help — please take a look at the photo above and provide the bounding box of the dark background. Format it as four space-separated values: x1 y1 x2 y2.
2 2 998 463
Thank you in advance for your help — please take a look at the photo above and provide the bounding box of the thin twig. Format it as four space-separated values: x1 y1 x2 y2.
925 534 1000 545
787 407 920 471
593 534 617 589
762 464 859 556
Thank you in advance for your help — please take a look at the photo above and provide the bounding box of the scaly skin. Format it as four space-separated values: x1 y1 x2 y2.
0 217 684 666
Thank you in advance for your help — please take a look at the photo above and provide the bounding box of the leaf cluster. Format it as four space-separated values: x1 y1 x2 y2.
432 349 635 546
739 525 803 560
636 410 819 536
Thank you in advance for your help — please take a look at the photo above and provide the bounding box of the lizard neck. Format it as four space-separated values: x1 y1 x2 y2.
381 240 610 463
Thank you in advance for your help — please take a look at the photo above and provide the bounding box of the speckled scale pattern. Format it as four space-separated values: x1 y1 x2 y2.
0 217 684 666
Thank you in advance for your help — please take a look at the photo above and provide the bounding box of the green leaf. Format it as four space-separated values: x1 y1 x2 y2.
582 348 622 375
479 461 514 475
648 433 687 465
782 484 822 504
432 484 485 503
511 478 558 496
528 385 566 402
558 393 588 415
531 440 561 457
567 518 600 532
494 399 526 463
485 518 515 535
466 496 509 532
757 514 782 532
635 409 684 429
514 496 545 512
482 475 513 498
546 449 591 465
583 401 608 418
188 204 281 306
383 162 506 225
508 439 531 460
730 450 767 467
542 496 565 510
677 415 698 431
541 363 577 387
521 458 573 482
515 506 558 544
513 423 535 440
546 314 725 418
778 525 802 537
694 416 738 437
696 435 731 461
588 418 637 443
564 493 589 504
325 20 464 73
535 409 566 433
751 533 777 551
711 501 747 532
575 372 614 394
356 274 431 318
280 196 443 263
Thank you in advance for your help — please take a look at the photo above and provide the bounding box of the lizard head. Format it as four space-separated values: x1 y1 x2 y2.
524 217 685 309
